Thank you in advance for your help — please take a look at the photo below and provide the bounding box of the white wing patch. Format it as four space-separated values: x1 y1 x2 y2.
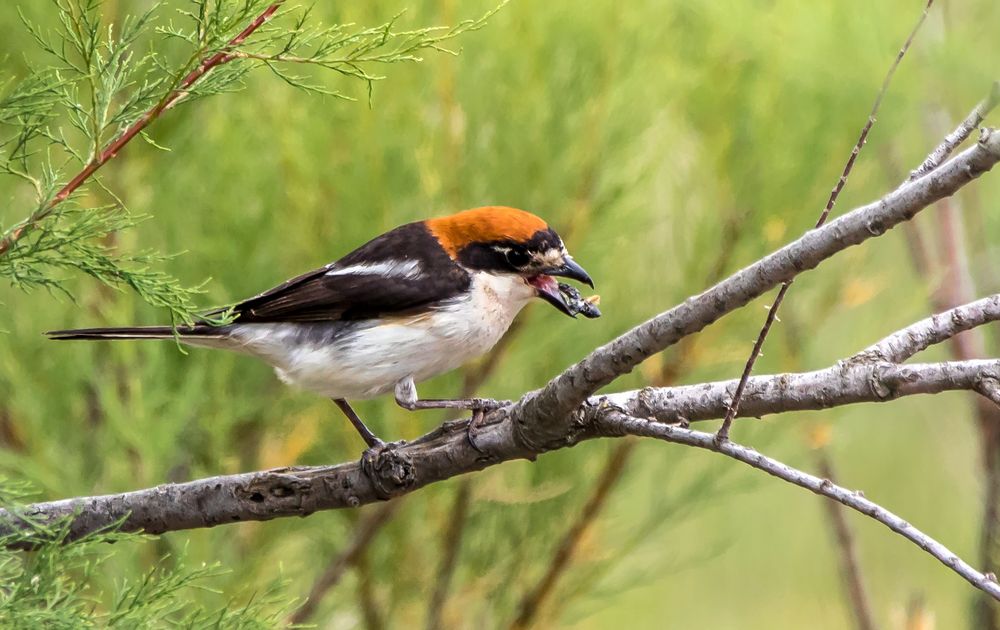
324 260 423 280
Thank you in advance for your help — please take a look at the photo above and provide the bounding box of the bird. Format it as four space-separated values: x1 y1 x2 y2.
47 206 598 449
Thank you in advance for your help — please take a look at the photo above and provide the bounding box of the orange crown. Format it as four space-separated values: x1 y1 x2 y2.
426 206 549 257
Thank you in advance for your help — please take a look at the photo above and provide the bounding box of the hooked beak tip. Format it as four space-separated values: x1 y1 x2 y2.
550 257 593 288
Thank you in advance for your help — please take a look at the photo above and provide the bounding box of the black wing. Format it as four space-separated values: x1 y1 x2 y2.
227 222 471 323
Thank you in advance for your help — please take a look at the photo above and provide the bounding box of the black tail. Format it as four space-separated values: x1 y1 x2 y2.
46 325 222 341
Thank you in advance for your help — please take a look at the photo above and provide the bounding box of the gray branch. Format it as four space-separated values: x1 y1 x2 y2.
6 354 1000 598
595 411 1000 601
856 293 1000 363
6 128 1000 604
599 359 1000 424
909 81 1000 181
7 356 999 539
515 128 1000 447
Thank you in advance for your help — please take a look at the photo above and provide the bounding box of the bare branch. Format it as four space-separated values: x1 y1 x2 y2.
815 450 878 630
601 359 1000 423
5 343 1000 605
597 411 1000 602
3 356 997 545
855 294 1000 363
910 81 1000 182
516 128 1000 447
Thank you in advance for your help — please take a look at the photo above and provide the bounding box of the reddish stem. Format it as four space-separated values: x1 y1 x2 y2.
0 2 283 256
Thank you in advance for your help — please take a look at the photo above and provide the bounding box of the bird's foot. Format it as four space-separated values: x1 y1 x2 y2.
360 440 414 500
465 397 509 412
466 409 487 453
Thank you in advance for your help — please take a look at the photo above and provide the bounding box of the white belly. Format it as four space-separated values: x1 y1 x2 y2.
217 273 535 400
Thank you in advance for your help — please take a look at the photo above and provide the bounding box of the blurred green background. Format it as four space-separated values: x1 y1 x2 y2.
2 0 1000 627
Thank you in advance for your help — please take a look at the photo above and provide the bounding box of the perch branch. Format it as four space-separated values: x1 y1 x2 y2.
2 356 996 537
6 347 1000 602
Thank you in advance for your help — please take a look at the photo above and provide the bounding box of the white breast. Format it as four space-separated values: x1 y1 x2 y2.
217 272 536 400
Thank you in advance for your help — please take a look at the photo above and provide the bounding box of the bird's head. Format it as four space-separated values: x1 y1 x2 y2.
426 206 594 317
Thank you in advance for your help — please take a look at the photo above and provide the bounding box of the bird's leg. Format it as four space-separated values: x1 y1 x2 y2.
393 377 509 412
395 377 504 453
466 408 488 453
332 398 385 449
333 400 413 498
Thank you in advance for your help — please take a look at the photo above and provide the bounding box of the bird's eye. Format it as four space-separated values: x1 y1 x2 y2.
504 248 531 268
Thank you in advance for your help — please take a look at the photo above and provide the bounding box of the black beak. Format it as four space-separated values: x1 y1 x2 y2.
534 281 576 317
529 256 597 318
540 256 594 289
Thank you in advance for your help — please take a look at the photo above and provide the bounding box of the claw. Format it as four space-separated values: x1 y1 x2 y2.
466 409 487 453
360 440 414 499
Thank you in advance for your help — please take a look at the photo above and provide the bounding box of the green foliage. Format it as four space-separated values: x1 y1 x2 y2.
0 480 291 627
1 0 999 628
0 0 500 323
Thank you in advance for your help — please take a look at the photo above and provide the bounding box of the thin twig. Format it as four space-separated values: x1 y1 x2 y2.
286 500 402 626
509 440 636 630
0 2 284 258
909 81 1000 182
716 0 935 440
816 450 878 630
603 412 1000 602
854 294 1000 363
